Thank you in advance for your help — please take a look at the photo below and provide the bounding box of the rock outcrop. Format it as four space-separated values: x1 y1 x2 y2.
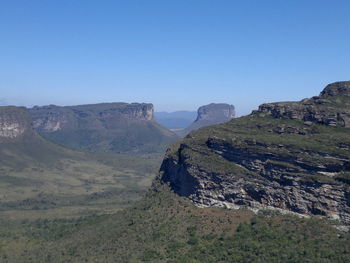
0 106 33 140
160 82 350 224
30 103 177 154
176 103 235 137
257 81 350 127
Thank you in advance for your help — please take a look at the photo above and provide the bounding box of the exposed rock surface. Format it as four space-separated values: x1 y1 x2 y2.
0 106 33 140
257 81 350 127
160 82 350 224
31 103 154 133
175 103 235 137
30 103 177 154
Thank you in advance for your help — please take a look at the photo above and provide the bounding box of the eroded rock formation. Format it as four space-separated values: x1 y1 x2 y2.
160 81 350 224
176 103 235 137
29 102 176 154
30 103 154 133
257 81 350 127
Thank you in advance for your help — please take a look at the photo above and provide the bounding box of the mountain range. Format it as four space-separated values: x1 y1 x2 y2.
0 82 349 262
29 103 178 155
0 101 236 220
0 106 160 219
160 81 350 223
155 103 235 137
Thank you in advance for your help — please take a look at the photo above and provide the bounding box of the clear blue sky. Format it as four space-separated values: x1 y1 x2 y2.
0 0 349 115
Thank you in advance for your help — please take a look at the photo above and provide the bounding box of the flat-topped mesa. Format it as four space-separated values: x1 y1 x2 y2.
159 81 350 224
0 106 33 140
257 81 350 127
29 102 176 154
175 103 235 137
30 103 154 133
196 103 235 122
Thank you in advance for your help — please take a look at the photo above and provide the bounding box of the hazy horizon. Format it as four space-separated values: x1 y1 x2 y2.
1 1 349 116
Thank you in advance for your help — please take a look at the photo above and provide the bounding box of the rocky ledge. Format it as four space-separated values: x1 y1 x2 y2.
257 81 350 127
159 81 350 224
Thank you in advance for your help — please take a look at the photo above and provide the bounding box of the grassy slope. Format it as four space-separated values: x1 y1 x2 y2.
1 95 350 262
0 134 161 220
42 120 177 155
167 114 350 186
30 104 178 155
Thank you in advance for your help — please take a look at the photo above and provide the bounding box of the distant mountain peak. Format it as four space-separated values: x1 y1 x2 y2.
196 103 235 122
175 103 235 137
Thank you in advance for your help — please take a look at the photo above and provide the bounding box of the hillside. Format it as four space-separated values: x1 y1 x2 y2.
160 81 350 224
176 103 235 137
30 103 178 155
1 185 349 262
1 82 350 262
0 106 160 219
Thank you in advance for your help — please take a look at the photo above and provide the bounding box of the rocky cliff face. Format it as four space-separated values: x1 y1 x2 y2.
120 103 154 121
196 103 235 122
31 103 154 133
0 106 33 140
160 82 350 224
176 103 235 137
257 81 350 127
29 102 176 154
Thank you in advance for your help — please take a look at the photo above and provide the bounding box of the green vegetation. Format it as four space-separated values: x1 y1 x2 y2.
30 103 178 155
0 134 161 220
0 186 348 262
166 115 350 186
1 87 350 262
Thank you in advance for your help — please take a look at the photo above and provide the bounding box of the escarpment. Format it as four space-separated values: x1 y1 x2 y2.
258 81 350 127
30 103 154 133
0 106 33 141
160 81 350 224
30 103 177 154
176 103 235 137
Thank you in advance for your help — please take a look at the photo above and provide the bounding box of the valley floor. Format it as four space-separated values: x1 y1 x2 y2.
0 184 349 263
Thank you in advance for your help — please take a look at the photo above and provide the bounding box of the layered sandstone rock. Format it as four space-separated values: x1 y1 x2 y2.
160 82 350 224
